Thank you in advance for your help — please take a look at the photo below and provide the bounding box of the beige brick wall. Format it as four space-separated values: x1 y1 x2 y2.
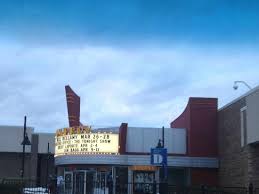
218 97 259 188
247 145 259 187
218 98 248 187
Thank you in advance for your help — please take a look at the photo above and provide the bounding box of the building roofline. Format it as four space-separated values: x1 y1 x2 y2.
127 126 185 130
171 97 218 126
219 84 259 111
0 125 34 129
34 132 55 135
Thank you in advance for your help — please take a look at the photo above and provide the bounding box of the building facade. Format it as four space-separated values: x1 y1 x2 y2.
53 86 218 194
54 124 219 194
0 125 55 186
1 84 258 193
218 86 259 188
170 86 259 188
170 97 218 186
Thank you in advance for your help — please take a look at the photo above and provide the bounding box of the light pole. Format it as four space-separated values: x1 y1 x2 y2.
156 127 167 181
162 126 164 148
233 81 252 90
159 126 168 194
156 126 165 148
46 142 50 191
21 116 31 178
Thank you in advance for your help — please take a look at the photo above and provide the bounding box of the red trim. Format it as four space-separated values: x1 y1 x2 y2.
119 123 128 154
171 97 218 157
65 85 80 127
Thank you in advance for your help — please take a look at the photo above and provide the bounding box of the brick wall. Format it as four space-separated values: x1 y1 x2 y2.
218 97 259 188
218 98 248 187
247 144 259 188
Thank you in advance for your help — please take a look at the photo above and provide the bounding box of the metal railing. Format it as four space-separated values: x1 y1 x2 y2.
0 178 258 194
0 178 48 194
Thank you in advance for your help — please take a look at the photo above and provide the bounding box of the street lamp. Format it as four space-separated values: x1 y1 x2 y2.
156 126 165 148
46 142 50 188
21 116 31 178
233 81 252 90
156 139 163 148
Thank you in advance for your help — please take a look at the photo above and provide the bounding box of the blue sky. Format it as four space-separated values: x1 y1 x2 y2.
0 0 259 132
1 0 259 45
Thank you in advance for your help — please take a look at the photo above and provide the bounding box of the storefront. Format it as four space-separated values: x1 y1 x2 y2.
54 124 218 194
54 126 160 194
55 126 119 194
62 166 113 194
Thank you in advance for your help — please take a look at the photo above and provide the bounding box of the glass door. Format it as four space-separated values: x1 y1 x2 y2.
73 171 85 194
64 172 73 194
85 171 95 194
71 170 96 194
96 171 108 194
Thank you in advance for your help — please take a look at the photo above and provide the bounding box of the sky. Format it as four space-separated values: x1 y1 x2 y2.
0 0 259 132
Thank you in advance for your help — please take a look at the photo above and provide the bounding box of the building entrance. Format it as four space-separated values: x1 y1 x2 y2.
73 170 95 194
64 168 111 194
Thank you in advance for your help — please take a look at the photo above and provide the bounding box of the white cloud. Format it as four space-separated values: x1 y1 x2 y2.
0 42 258 131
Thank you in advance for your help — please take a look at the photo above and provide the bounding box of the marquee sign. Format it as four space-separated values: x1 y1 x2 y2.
56 126 92 136
55 126 119 156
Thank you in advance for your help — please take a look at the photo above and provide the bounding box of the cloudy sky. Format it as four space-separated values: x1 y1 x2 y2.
0 0 259 132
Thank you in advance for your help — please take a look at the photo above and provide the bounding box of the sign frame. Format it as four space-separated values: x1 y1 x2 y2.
55 132 119 156
150 148 167 166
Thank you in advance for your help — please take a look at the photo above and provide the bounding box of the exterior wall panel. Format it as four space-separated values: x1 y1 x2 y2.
143 128 160 152
171 98 218 157
190 100 218 157
0 126 33 153
126 127 186 154
246 90 259 144
170 129 186 154
38 133 55 154
126 127 144 152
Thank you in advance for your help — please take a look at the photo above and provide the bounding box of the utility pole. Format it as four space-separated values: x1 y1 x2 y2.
21 116 31 178
162 126 165 148
21 116 26 178
46 142 50 189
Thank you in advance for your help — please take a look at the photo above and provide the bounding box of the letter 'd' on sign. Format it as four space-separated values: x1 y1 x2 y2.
151 148 167 166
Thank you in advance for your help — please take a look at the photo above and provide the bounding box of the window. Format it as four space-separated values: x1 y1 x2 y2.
240 106 247 147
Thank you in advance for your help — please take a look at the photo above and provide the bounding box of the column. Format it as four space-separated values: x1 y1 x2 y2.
128 167 133 194
112 166 116 194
